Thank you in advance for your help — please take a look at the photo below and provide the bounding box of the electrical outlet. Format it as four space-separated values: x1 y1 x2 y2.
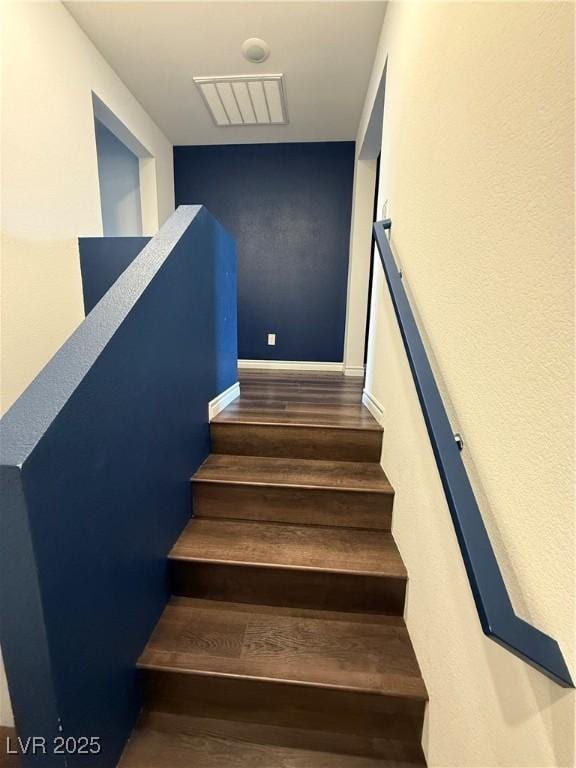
267 333 276 346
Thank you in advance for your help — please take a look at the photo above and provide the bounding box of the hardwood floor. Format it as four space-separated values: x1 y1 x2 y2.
194 454 393 492
170 518 405 575
120 371 427 767
234 371 368 407
140 598 425 696
0 727 19 768
169 518 407 612
212 372 383 460
121 712 424 767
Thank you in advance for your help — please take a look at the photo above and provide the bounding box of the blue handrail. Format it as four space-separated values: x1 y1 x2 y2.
373 219 573 688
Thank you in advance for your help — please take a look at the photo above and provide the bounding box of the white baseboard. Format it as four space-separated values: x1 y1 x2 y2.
238 360 344 373
208 381 240 421
344 365 365 377
362 388 386 426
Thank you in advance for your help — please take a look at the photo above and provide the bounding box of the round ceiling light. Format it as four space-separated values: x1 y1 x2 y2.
241 38 270 64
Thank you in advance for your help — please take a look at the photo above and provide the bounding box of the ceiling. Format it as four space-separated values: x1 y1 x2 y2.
65 1 387 145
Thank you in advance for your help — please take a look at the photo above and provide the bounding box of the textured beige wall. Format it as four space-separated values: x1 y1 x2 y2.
359 2 575 766
0 0 174 726
0 1 174 416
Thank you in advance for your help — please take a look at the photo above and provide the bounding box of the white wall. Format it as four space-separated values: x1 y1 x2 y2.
0 0 175 727
0 0 174 416
354 2 575 766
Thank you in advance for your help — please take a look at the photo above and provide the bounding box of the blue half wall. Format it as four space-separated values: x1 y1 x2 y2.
174 142 355 362
0 207 237 766
79 236 150 314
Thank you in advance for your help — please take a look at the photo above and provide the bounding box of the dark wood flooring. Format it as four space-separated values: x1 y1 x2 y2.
194 454 393 492
120 370 426 767
0 727 19 768
120 712 423 768
170 518 405 576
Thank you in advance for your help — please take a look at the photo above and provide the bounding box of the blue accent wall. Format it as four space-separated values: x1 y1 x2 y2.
79 237 150 314
0 207 237 766
174 142 355 362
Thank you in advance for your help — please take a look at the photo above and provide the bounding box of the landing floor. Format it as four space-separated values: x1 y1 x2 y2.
214 369 379 430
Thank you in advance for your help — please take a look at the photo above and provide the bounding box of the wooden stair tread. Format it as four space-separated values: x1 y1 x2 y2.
193 455 393 493
170 518 406 578
119 712 423 767
0 727 19 768
237 372 365 406
138 598 426 700
213 401 382 431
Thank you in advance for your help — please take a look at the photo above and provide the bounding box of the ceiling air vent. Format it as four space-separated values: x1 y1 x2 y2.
193 75 288 127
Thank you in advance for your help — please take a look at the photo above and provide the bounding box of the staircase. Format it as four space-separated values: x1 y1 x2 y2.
119 371 427 767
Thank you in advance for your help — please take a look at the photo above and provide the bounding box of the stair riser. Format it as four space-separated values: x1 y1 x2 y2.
210 423 382 462
170 561 406 615
129 711 426 764
192 483 393 530
142 670 425 748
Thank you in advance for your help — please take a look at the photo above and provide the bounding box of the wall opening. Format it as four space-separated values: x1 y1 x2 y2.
363 150 381 367
342 61 387 375
359 61 387 370
94 118 142 236
91 93 158 236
